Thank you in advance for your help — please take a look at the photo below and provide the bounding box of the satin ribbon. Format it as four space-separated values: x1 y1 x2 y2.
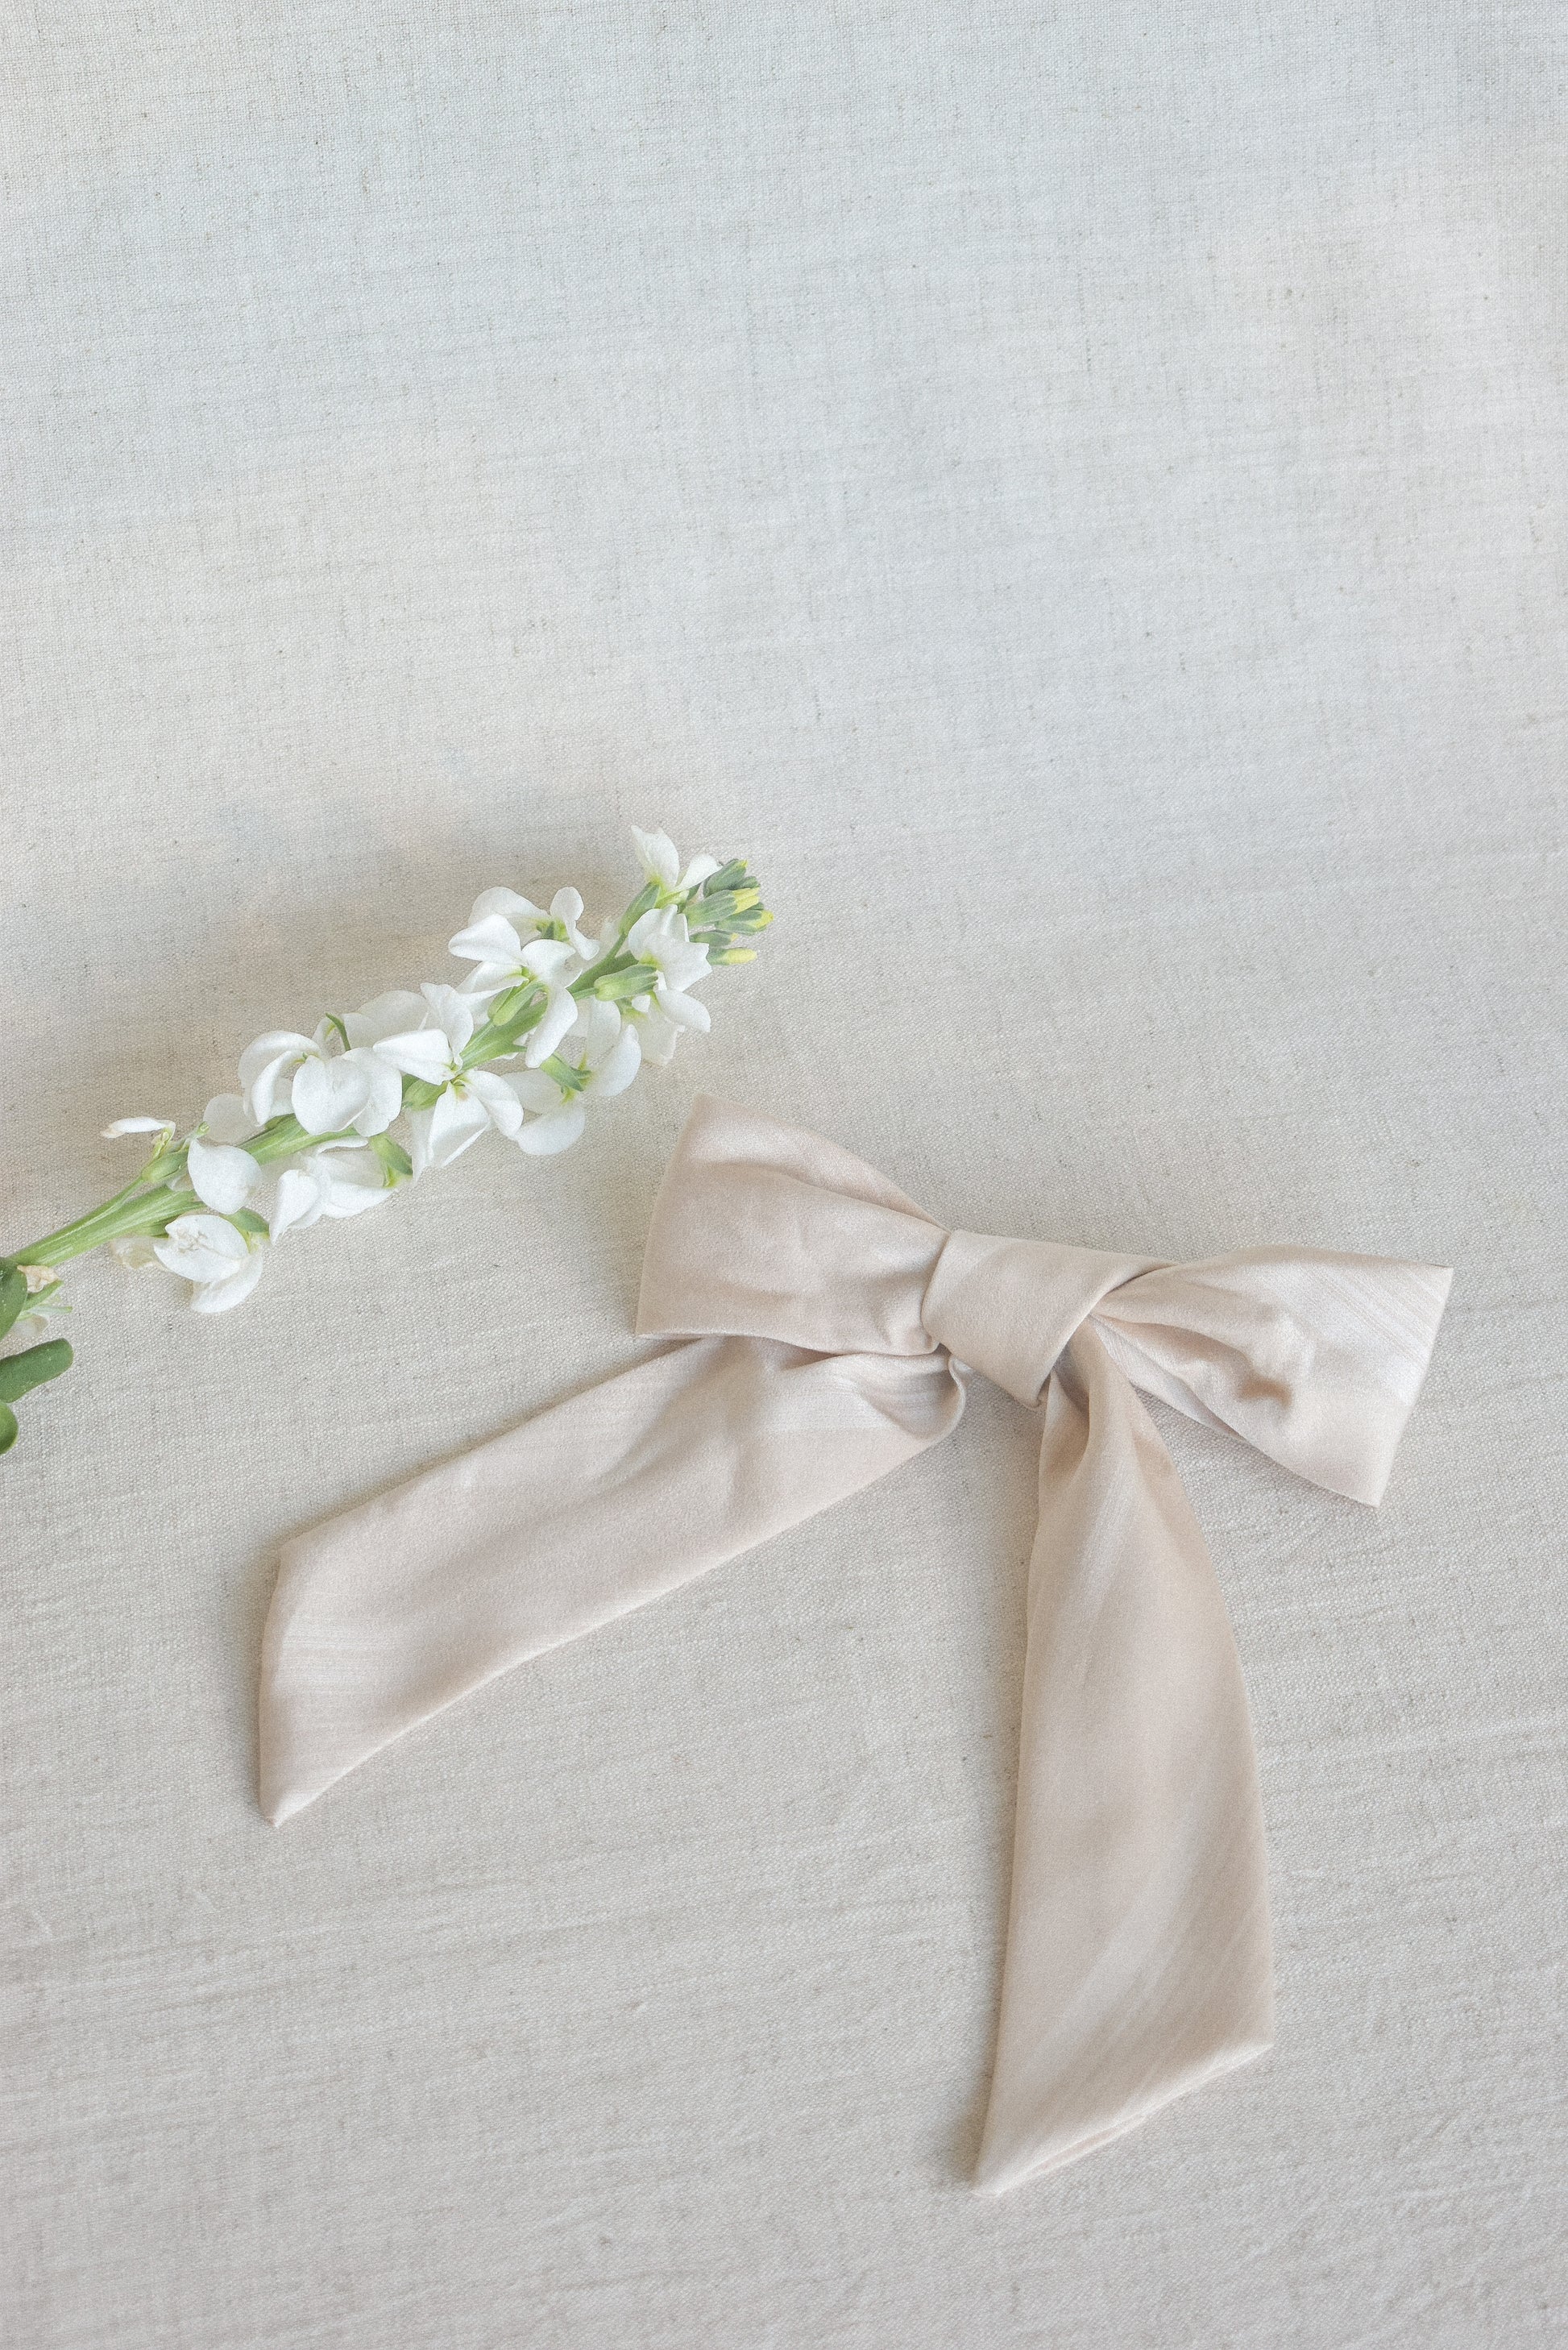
259 1095 1450 2193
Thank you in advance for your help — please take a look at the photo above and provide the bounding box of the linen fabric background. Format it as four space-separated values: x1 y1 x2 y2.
2 6 1564 2347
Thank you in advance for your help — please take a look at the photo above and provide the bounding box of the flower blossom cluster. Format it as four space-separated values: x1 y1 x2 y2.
100 829 770 1314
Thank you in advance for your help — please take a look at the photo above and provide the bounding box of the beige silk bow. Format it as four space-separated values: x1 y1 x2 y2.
260 1095 1451 2193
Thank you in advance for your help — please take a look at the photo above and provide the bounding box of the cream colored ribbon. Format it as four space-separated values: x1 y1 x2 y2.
260 1095 1451 2192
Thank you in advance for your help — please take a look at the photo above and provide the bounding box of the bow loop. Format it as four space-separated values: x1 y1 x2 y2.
636 1094 946 1358
921 1230 1163 1407
1093 1251 1454 1505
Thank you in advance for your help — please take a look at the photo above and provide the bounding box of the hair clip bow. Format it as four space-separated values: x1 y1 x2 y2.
260 1096 1450 2193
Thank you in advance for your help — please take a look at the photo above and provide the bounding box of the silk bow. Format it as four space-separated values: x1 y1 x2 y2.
260 1095 1450 2193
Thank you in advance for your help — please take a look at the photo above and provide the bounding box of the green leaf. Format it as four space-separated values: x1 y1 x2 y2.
0 1266 26 1342
0 1401 16 1455
0 1339 73 1404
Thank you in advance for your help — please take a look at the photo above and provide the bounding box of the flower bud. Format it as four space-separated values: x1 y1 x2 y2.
594 964 658 1002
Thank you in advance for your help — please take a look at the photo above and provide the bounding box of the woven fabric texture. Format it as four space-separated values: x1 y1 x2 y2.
3 7 1564 2346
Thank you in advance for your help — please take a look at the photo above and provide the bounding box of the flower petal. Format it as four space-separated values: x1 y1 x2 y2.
461 1067 525 1139
153 1213 251 1285
522 986 580 1068
421 982 476 1057
101 1115 174 1139
268 1165 326 1240
189 1248 266 1313
516 1098 587 1156
187 1136 263 1214
404 1108 437 1180
628 907 708 995
239 1032 315 1121
550 887 598 960
630 827 680 889
570 996 621 1063
372 1028 454 1083
350 1051 404 1136
311 1148 392 1217
656 986 711 1034
448 913 525 970
678 852 722 891
291 1053 372 1136
201 1094 258 1145
518 936 579 986
469 887 546 932
633 1002 682 1065
499 1069 565 1114
239 1031 315 1082
585 1023 641 1097
421 1085 492 1170
342 991 429 1048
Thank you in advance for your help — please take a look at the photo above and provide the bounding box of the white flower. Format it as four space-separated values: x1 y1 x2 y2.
516 939 589 1065
622 906 711 1063
447 896 595 1070
630 828 721 895
265 1143 392 1239
186 1094 267 1216
182 1096 392 1240
621 996 678 1066
152 1214 266 1314
372 983 525 1175
449 887 597 997
237 996 412 1136
505 999 642 1154
238 1032 314 1123
447 910 588 1063
102 1115 176 1142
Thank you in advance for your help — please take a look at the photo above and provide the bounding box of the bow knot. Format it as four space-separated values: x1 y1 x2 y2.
920 1230 1160 1407
259 1094 1450 2194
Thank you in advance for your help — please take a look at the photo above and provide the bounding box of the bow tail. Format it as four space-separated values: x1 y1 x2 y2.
259 1336 961 1825
973 1322 1274 2193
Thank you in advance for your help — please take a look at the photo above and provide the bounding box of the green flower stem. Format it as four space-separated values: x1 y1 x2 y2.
572 950 639 995
243 1114 357 1166
16 1181 199 1269
458 987 547 1073
10 1113 359 1270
